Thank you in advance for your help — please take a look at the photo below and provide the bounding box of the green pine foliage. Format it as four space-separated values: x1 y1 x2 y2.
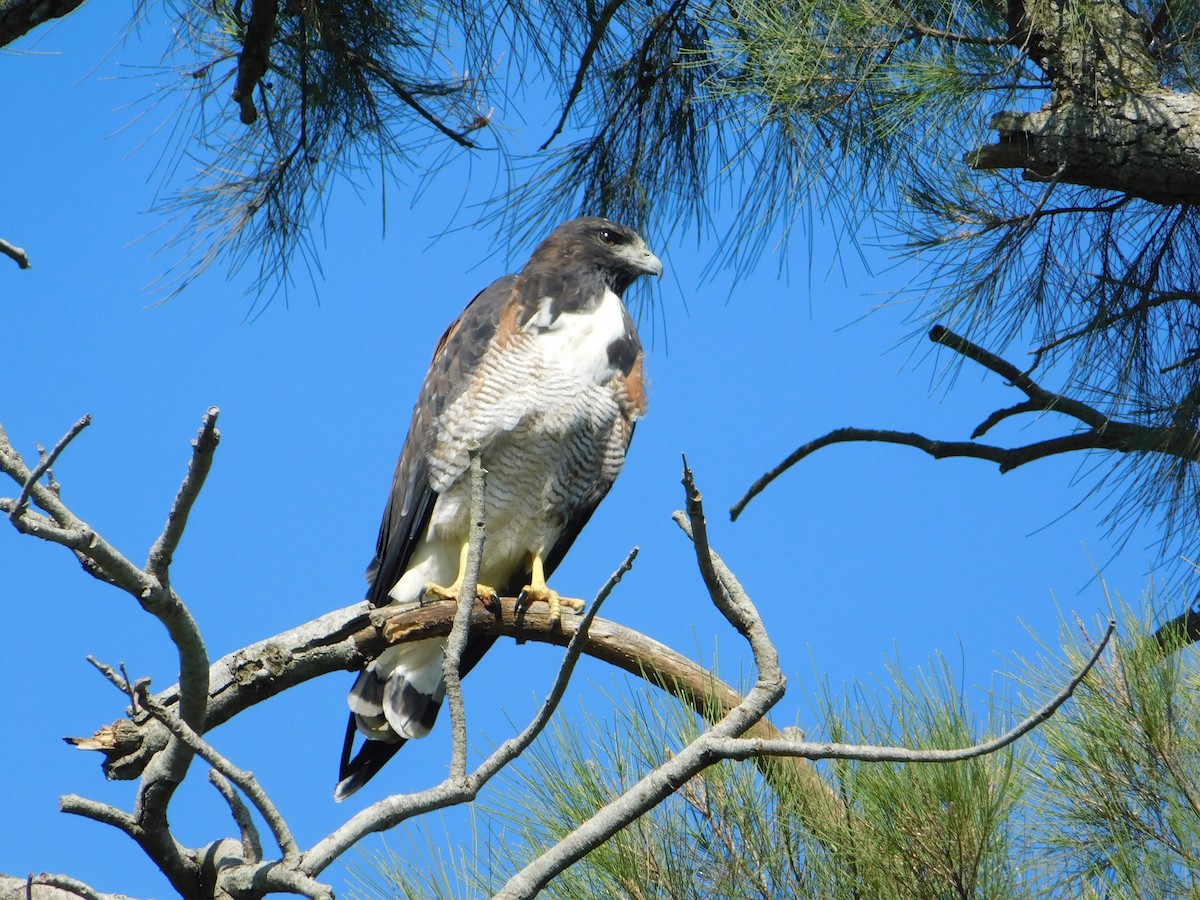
1018 603 1200 894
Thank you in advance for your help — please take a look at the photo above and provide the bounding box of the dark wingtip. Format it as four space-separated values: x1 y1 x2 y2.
335 715 406 802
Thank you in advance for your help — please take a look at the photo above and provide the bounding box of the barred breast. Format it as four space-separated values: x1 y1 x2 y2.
424 287 638 576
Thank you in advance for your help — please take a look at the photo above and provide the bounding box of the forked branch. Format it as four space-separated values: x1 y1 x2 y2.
731 325 1179 520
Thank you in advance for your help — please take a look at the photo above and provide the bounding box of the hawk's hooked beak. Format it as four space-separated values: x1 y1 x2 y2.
635 246 664 280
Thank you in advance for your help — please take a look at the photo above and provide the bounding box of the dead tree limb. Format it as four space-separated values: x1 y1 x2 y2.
731 324 1195 521
0 237 30 269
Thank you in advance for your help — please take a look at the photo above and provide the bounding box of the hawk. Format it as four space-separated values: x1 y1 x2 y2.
335 217 662 800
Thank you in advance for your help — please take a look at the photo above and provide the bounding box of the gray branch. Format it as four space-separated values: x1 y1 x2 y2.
132 682 299 861
443 451 487 780
0 237 30 269
0 874 136 900
300 546 637 875
1 413 218 895
208 771 264 864
496 462 788 898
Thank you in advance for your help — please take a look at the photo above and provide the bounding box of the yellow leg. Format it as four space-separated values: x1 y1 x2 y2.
424 541 497 604
518 552 585 624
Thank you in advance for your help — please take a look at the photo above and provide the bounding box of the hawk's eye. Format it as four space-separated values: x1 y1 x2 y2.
598 228 626 245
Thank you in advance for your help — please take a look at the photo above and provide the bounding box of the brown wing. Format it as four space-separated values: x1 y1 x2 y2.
364 274 524 608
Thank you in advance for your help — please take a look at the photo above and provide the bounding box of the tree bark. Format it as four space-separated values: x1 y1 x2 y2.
967 0 1200 204
967 92 1200 204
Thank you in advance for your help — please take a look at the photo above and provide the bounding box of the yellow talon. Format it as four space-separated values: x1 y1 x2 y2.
518 552 584 625
424 541 496 604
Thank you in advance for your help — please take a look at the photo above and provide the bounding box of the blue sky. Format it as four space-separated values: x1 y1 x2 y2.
1 6 1172 897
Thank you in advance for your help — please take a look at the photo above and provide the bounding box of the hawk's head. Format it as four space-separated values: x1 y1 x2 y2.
525 217 663 294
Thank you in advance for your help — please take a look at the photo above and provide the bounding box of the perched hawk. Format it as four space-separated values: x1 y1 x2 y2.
335 217 662 800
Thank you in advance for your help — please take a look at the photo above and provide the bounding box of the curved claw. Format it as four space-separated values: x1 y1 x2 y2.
519 584 579 624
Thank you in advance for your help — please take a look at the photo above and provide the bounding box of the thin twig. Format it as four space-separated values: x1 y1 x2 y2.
209 770 264 863
85 656 141 715
9 415 90 521
348 51 478 148
132 682 299 860
1028 285 1200 366
903 19 1012 45
0 237 30 269
730 426 1097 520
929 326 1109 429
1018 162 1067 230
444 451 486 780
0 422 153 595
715 619 1116 764
540 0 628 150
730 325 1164 521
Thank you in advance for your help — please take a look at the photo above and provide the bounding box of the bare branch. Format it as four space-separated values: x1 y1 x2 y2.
499 480 1114 897
1 413 224 893
497 463 788 898
0 238 31 269
928 326 1110 429
715 619 1115 764
85 657 141 715
0 422 155 594
444 451 486 780
0 873 135 900
972 400 1044 439
731 326 1177 520
58 795 140 842
146 407 220 582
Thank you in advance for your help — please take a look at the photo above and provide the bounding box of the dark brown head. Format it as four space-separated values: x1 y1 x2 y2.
523 217 663 295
